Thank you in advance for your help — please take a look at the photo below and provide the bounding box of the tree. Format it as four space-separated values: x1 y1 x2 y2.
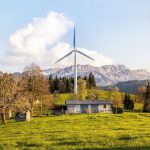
77 79 87 100
53 76 65 93
88 72 96 89
18 63 49 117
138 85 146 95
87 89 100 100
83 76 89 88
66 78 73 93
0 73 17 124
49 74 54 93
111 91 122 113
143 82 150 112
124 94 134 111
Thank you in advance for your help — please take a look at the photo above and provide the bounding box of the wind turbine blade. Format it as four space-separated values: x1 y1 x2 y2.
73 26 76 49
55 50 74 64
76 50 95 61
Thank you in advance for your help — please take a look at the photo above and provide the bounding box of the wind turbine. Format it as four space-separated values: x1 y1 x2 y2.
55 27 94 95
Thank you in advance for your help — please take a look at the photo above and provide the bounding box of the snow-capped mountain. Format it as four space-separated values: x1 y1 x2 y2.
43 64 150 86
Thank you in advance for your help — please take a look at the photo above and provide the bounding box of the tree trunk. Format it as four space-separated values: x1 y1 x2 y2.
40 97 43 117
1 109 7 124
30 106 34 117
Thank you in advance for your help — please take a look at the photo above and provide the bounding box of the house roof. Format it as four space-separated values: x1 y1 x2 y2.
66 100 113 105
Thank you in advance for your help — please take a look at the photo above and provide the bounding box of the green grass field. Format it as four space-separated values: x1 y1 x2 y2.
0 113 150 150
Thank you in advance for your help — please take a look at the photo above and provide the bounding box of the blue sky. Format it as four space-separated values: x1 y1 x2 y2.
0 0 150 72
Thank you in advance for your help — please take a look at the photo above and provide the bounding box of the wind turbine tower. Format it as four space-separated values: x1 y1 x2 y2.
55 27 94 95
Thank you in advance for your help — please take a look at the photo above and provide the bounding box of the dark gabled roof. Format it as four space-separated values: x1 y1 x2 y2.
66 100 113 105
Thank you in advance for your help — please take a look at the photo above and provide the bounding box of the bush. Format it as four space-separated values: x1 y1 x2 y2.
112 107 123 114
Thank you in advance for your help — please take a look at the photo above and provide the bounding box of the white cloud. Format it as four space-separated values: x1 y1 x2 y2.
1 11 113 72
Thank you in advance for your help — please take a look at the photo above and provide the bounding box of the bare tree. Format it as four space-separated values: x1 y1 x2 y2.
18 63 50 117
0 73 17 124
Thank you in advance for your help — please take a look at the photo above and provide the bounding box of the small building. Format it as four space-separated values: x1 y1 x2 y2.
53 105 66 115
66 100 113 114
15 110 31 122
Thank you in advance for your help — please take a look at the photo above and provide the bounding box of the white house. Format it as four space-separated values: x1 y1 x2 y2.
66 100 113 114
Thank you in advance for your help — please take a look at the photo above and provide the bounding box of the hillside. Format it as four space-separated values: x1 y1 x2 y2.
102 79 150 94
115 80 150 94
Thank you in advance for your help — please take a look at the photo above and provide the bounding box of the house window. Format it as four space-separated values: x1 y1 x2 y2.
103 104 106 109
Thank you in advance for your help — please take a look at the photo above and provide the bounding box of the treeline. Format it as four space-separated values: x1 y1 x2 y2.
49 72 97 93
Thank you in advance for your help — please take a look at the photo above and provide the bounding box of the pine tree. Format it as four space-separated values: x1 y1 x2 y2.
49 74 53 93
62 77 67 93
143 82 150 112
124 94 134 111
124 93 128 110
66 78 73 93
88 72 96 89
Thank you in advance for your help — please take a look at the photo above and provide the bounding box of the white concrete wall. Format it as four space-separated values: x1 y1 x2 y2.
98 104 112 113
67 105 81 113
67 104 112 114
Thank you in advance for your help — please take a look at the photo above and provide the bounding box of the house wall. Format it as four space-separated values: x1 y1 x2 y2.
67 105 81 113
26 111 31 122
98 104 112 113
67 104 112 114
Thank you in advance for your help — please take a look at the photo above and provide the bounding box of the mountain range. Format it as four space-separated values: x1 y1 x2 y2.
43 64 150 86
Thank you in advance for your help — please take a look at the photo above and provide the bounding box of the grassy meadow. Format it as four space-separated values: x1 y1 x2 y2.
0 113 150 150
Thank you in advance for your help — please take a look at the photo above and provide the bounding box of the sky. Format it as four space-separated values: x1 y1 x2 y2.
0 0 150 72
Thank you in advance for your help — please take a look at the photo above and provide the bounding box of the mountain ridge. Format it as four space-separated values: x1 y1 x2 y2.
43 64 150 86
1 64 149 87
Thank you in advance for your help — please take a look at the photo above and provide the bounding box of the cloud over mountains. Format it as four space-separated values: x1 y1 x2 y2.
2 11 113 72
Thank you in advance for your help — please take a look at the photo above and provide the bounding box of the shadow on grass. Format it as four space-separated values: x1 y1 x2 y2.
118 135 134 141
76 146 150 150
17 141 42 148
56 140 82 146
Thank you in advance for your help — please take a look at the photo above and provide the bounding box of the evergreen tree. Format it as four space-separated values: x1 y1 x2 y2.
66 78 73 93
88 72 96 89
124 93 128 110
143 82 150 112
62 77 67 93
124 94 134 111
49 74 54 93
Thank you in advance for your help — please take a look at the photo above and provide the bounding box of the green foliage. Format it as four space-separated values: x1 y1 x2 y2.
134 103 143 112
0 113 150 149
124 94 134 111
77 79 87 100
88 72 96 89
54 93 71 105
143 82 150 112
48 72 97 93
